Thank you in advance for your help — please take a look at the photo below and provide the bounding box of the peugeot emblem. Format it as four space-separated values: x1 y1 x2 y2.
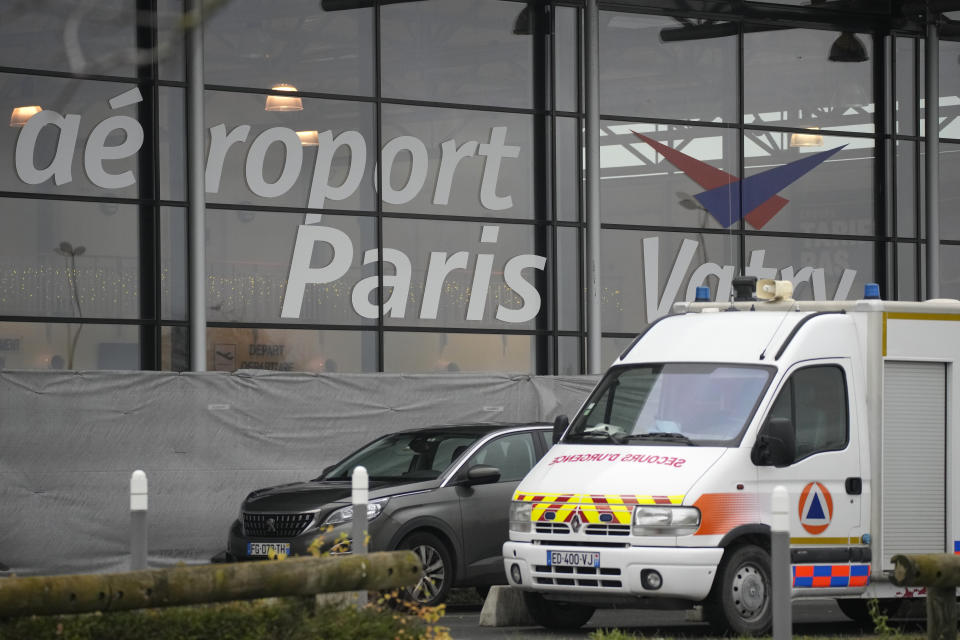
266 517 276 533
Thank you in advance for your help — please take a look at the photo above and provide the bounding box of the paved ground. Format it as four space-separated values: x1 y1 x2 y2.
442 599 926 640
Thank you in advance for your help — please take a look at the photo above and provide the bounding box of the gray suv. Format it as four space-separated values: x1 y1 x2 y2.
226 423 552 606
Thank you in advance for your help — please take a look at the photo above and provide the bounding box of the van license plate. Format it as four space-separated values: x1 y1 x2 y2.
547 551 600 567
247 542 290 557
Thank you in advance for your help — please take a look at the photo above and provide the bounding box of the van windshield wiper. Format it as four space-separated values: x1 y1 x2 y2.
624 432 696 446
565 430 627 444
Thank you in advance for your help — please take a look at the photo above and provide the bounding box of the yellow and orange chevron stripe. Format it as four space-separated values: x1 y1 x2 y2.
513 492 685 525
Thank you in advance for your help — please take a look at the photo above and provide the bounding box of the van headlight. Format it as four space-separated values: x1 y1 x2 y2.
631 506 700 536
509 502 533 533
322 498 388 527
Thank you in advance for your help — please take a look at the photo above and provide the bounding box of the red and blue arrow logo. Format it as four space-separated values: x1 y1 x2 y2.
633 132 844 229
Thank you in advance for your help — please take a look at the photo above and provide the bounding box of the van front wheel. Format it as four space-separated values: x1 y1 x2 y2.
522 592 595 629
705 544 772 636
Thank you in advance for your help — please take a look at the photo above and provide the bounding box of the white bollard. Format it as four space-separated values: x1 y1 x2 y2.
352 466 369 608
771 485 792 640
130 470 148 571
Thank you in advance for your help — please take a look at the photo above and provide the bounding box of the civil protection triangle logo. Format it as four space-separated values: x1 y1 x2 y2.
632 132 844 228
798 481 834 535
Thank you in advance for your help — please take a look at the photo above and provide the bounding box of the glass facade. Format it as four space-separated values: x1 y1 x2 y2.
1 1 958 373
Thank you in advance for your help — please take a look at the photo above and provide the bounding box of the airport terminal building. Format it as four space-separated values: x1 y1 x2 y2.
1 0 958 374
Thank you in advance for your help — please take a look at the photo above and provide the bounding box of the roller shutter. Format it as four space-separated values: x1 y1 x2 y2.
881 361 946 561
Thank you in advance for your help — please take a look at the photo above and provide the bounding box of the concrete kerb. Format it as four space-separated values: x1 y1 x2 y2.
478 586 536 627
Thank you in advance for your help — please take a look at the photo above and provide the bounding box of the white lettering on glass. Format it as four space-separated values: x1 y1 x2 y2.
15 111 81 186
84 88 144 189
244 127 303 198
379 135 428 205
477 126 520 211
643 237 699 323
420 251 471 320
280 216 354 319
12 110 863 327
15 89 145 188
642 237 858 324
467 225 499 321
205 124 250 193
15 116 519 213
433 139 478 205
351 248 413 319
282 217 547 324
497 253 547 323
306 130 367 209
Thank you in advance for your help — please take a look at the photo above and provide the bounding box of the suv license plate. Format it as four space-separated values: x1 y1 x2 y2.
547 551 600 567
247 542 290 557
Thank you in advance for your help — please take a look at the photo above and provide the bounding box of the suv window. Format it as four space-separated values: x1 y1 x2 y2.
769 365 848 459
430 436 477 472
324 431 482 481
464 432 537 482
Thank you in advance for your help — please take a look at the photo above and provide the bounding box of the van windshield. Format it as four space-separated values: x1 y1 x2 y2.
566 363 774 446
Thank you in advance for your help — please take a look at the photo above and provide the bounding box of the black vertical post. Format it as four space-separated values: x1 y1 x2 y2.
737 22 746 275
914 36 923 298
889 35 900 300
374 2 384 373
185 0 207 370
584 0 601 374
874 33 889 299
533 0 549 374
924 13 940 299
137 0 159 370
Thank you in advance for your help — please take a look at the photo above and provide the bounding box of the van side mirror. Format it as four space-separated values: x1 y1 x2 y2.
751 417 795 467
464 464 501 486
552 414 569 444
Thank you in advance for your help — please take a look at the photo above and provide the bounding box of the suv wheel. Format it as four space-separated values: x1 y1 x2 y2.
399 531 452 607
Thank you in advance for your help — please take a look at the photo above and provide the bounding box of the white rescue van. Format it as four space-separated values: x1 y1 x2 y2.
503 279 960 634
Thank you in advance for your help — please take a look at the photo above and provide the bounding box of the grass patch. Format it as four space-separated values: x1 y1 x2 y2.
588 630 927 640
0 595 451 640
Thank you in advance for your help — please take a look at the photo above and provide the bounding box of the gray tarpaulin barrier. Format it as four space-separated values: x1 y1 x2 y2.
0 370 598 577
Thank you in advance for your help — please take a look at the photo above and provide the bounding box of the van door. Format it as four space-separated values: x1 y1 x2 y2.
756 361 868 592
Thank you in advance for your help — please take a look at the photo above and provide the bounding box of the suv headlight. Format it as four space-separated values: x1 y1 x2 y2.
509 501 533 533
322 498 389 527
631 506 700 536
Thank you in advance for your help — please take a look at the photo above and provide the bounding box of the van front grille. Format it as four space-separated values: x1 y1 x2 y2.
585 524 631 536
532 565 623 589
536 522 569 534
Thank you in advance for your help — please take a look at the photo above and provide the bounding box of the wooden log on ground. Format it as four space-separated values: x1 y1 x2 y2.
891 554 960 588
0 551 421 618
927 586 958 640
891 554 960 640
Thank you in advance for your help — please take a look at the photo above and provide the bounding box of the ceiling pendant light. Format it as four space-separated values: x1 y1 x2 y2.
10 105 43 127
789 127 824 148
828 32 868 63
296 130 319 146
265 84 303 112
